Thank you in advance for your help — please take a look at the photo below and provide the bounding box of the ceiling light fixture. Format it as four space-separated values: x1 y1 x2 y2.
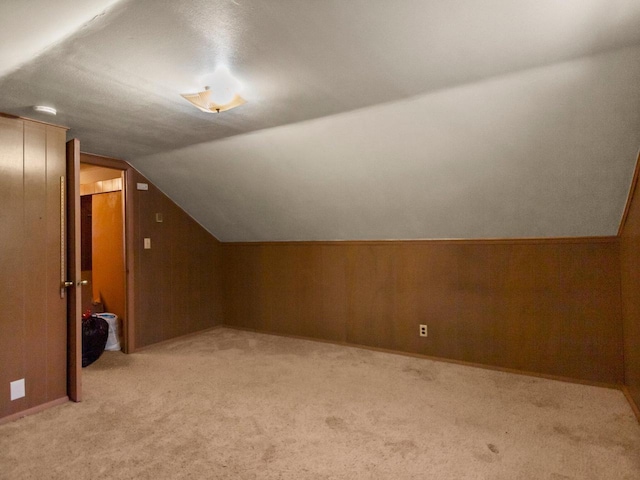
181 66 246 113
33 105 57 115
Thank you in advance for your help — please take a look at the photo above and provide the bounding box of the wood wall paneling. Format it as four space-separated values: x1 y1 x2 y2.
620 154 640 415
223 239 623 385
167 200 189 340
128 168 223 349
134 170 170 346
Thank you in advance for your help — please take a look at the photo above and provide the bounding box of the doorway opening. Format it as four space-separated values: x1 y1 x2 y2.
79 163 127 352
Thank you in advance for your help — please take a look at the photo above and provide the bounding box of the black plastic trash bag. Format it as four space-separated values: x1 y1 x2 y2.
82 315 109 367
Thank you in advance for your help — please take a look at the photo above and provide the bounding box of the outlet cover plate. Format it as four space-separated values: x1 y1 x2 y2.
10 378 25 400
419 324 428 337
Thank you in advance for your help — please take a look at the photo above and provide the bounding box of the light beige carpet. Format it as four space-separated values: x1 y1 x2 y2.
1 327 639 479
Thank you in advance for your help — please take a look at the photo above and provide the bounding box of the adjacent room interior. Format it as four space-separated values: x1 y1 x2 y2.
1 1 640 478
79 163 126 339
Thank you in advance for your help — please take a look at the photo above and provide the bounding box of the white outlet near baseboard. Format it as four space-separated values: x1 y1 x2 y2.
10 378 25 400
419 324 428 337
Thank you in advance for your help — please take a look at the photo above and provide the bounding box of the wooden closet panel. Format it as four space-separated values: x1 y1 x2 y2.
0 117 27 418
23 122 48 407
44 125 67 401
0 118 67 421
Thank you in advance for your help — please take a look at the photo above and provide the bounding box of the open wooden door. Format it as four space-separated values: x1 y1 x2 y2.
66 139 82 402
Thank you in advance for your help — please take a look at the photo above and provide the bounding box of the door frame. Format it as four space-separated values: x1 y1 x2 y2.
77 152 137 354
66 139 82 401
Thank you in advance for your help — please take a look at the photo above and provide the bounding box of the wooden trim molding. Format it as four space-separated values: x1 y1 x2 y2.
80 152 134 170
0 111 70 130
0 397 68 426
618 151 640 236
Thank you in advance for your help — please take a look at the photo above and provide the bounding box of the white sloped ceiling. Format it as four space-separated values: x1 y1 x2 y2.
1 0 639 241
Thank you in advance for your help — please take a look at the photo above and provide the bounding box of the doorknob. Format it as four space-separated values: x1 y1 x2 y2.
78 280 89 286
63 281 74 288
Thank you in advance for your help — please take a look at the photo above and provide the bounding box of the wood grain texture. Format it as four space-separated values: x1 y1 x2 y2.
620 153 640 412
223 238 623 384
45 125 68 402
132 170 224 348
0 117 68 421
0 117 27 418
24 122 48 406
92 191 126 320
66 138 82 402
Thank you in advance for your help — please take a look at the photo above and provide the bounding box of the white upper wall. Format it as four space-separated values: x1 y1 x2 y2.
132 47 640 241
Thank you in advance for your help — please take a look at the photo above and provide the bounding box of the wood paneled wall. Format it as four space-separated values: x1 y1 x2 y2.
620 157 640 413
0 116 68 420
222 238 623 384
127 168 224 348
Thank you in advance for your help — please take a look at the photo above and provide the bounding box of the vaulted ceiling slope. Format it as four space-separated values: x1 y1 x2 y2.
1 1 640 241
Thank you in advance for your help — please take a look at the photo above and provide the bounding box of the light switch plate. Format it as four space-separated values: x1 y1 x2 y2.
155 213 163 223
136 182 149 191
144 238 151 249
10 378 25 400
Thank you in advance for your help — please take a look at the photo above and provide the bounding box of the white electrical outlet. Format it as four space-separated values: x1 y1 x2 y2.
10 378 25 400
144 238 151 249
419 324 428 337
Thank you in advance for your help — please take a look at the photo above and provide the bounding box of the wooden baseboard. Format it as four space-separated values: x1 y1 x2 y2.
131 324 225 353
220 324 622 391
0 396 69 426
622 386 640 423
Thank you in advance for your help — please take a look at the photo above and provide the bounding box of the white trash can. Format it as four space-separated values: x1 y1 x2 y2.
96 313 121 351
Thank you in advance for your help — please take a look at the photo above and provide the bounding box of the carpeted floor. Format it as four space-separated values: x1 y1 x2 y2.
1 327 639 479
